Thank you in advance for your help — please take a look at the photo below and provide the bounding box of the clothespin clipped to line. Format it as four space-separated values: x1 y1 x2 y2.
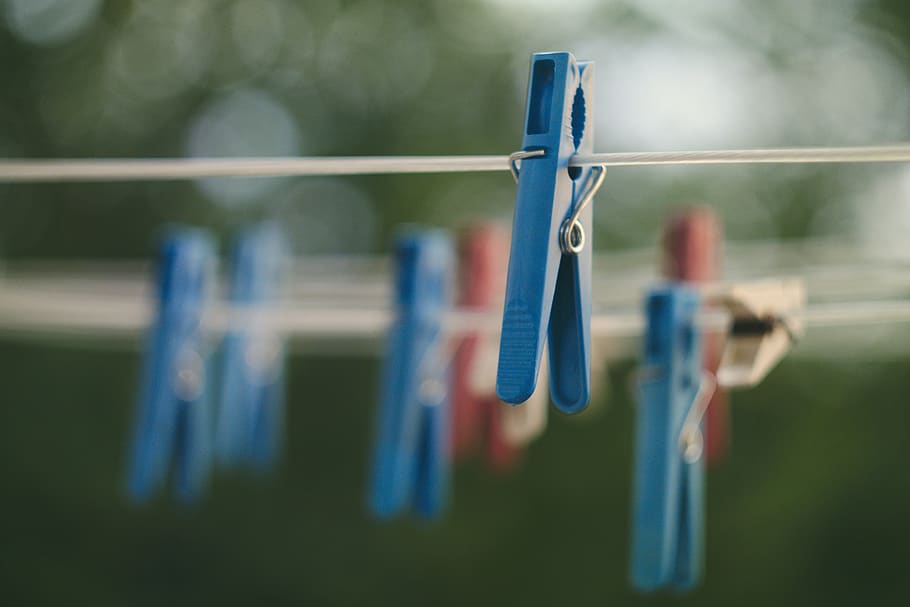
630 277 805 592
215 224 288 472
498 51 604 414
452 224 548 472
631 284 712 592
662 208 729 464
369 229 454 520
709 279 806 388
128 229 216 503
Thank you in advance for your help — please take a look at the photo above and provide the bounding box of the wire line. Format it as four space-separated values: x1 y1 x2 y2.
2 144 910 182
572 144 910 167
0 287 905 340
0 156 509 182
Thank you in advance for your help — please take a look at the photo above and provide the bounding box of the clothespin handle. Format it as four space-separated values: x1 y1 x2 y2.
631 285 706 592
452 224 509 459
128 229 215 503
215 223 288 471
369 230 454 520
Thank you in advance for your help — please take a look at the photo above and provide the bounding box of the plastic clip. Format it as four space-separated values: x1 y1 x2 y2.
452 224 547 471
215 224 288 471
128 229 215 503
631 284 706 592
497 51 598 413
662 208 729 464
710 279 805 388
369 229 454 519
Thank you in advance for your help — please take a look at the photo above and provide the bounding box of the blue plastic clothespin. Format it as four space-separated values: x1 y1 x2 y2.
497 51 599 413
630 284 707 592
369 229 453 520
215 224 288 471
128 229 216 503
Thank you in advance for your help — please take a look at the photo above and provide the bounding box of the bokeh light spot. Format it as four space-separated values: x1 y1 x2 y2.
4 0 100 46
187 88 301 206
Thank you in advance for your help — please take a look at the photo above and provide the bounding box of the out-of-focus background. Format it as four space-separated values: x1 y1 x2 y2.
2 0 910 604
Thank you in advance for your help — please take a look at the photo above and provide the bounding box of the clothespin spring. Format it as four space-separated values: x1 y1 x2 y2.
507 150 607 255
678 372 717 464
559 165 606 255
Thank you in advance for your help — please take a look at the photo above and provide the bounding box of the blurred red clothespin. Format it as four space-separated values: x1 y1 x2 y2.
452 224 547 471
662 207 729 465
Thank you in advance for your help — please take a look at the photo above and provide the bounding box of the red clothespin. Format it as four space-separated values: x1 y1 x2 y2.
452 224 526 471
662 207 729 465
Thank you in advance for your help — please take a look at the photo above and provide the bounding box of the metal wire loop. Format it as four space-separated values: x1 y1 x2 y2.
508 149 546 183
679 371 717 464
559 165 606 254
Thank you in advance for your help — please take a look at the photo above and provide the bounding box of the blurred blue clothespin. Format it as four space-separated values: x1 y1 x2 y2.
369 229 454 520
631 284 715 592
128 229 216 503
215 224 288 472
497 51 603 413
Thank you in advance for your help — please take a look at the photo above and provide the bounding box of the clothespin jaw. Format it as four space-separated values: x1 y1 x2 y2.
497 51 596 414
662 207 730 464
128 229 215 504
631 285 706 592
711 279 805 388
369 229 454 520
215 223 288 471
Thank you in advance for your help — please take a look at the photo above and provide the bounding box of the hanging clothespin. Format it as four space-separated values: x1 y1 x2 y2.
631 284 714 592
709 279 805 388
369 229 454 520
497 51 603 413
452 225 504 460
452 224 547 471
128 229 216 503
215 224 288 472
662 208 729 464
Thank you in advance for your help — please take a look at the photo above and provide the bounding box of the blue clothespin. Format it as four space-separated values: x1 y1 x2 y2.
215 224 288 471
128 229 216 503
497 51 602 413
630 284 713 592
369 229 453 520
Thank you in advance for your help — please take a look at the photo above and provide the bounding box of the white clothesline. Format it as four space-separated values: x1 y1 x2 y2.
2 144 910 182
4 247 910 306
0 286 904 339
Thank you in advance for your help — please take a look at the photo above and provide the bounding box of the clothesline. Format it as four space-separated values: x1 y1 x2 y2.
2 144 910 182
0 285 903 341
4 246 910 306
2 272 907 313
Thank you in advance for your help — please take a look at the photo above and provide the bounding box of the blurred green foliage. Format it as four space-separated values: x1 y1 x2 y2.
2 0 910 605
